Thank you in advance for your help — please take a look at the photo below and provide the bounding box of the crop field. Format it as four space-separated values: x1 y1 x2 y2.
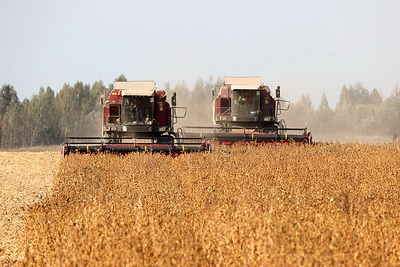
2 143 400 265
0 152 60 266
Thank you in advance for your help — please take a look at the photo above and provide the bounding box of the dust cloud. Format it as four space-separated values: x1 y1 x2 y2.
282 84 399 143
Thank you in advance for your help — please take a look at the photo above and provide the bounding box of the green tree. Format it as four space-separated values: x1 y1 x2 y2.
1 104 23 148
337 83 371 107
25 87 58 146
55 81 103 138
312 93 334 133
20 99 32 147
379 85 400 135
114 74 127 82
55 83 81 137
91 80 106 104
0 84 19 115
0 84 20 148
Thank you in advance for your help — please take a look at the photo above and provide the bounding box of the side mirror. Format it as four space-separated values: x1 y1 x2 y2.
172 92 177 106
276 86 281 98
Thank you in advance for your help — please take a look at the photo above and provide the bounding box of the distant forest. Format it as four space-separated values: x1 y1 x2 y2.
284 83 400 140
0 75 399 148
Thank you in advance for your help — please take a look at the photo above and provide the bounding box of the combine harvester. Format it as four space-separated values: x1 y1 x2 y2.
183 76 312 144
62 81 211 156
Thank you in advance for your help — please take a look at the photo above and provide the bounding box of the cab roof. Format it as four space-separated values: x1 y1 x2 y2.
224 76 262 90
114 81 156 96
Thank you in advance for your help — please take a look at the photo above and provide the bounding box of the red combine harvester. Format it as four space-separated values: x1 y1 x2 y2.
62 81 211 155
183 76 312 144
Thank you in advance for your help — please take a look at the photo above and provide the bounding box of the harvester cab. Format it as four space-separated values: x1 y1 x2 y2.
184 76 312 144
62 81 211 156
102 81 172 139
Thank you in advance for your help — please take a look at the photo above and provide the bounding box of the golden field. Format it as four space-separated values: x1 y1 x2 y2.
0 152 60 266
2 143 400 265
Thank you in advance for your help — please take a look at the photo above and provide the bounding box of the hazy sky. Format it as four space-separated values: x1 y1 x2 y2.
1 0 399 107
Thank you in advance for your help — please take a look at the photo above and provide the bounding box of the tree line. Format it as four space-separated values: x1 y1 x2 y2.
0 81 104 148
284 82 400 138
0 77 398 149
0 75 221 149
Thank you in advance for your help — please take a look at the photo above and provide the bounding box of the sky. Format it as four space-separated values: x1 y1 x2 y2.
0 0 399 107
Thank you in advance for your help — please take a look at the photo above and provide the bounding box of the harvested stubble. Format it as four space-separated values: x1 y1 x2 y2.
23 144 400 265
0 151 59 266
